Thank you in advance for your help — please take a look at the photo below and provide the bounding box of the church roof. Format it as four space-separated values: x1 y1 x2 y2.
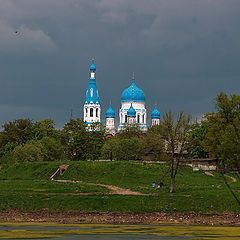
106 105 115 118
127 103 136 117
121 79 146 102
85 79 100 104
151 105 160 119
85 60 99 104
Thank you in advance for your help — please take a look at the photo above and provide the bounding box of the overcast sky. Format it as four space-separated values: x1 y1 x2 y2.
0 0 240 127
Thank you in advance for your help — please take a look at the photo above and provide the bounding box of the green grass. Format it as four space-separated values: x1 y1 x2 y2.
0 180 110 194
0 161 239 213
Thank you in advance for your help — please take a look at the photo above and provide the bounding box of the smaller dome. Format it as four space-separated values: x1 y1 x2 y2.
106 105 115 118
127 103 136 117
90 59 96 71
151 105 160 119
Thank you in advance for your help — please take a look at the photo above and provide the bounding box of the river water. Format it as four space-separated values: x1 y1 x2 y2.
0 223 239 239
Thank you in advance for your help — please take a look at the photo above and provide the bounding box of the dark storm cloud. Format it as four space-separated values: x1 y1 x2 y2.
0 0 240 127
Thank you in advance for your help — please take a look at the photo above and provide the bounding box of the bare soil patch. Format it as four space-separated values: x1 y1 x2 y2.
0 210 239 226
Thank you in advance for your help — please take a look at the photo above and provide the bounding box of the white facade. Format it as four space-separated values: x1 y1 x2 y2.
83 103 101 124
106 117 115 134
118 101 147 131
151 118 160 126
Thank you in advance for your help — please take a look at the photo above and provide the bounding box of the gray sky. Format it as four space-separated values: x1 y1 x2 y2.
0 0 240 127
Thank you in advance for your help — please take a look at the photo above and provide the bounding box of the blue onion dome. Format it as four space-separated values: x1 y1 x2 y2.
121 79 146 102
127 103 136 117
106 105 115 118
90 59 96 71
151 105 160 119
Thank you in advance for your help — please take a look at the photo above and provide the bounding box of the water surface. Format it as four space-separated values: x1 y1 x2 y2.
0 223 239 239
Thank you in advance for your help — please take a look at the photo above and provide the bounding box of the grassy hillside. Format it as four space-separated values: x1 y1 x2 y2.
0 161 239 213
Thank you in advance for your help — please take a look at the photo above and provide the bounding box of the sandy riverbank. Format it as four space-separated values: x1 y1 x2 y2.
0 211 239 226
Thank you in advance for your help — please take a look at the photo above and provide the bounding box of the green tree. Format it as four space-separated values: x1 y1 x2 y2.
61 119 89 160
13 143 43 162
203 92 240 205
33 119 56 140
140 132 166 161
118 124 142 139
88 122 106 160
101 137 142 161
204 93 240 170
30 136 65 161
186 118 210 158
0 119 34 146
62 119 105 160
159 111 191 193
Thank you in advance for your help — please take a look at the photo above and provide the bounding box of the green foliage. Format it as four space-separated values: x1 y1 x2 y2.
32 119 56 140
12 143 43 162
101 137 142 161
0 118 62 163
30 136 66 161
154 110 191 192
118 124 142 139
160 111 191 154
204 92 240 170
0 119 34 149
186 119 210 158
140 132 166 161
62 119 105 160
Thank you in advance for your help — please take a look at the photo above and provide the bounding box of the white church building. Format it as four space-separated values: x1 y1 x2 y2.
83 59 160 134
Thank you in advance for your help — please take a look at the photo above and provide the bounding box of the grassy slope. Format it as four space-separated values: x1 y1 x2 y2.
0 161 239 213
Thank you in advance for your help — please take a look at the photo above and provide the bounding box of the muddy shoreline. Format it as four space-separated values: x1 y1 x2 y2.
0 211 239 226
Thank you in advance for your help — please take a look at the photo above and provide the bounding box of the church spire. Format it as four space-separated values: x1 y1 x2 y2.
83 59 101 125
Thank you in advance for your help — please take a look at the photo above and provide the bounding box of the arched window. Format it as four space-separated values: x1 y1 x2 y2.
96 108 98 117
137 114 140 123
142 114 145 123
85 108 88 117
90 108 93 117
125 115 127 123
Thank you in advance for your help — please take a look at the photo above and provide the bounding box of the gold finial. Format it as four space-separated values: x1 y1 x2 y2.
132 72 135 80
92 56 94 61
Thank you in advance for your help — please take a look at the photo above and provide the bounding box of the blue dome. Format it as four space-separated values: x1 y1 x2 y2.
121 80 146 102
151 105 160 119
90 60 96 71
106 105 115 118
127 103 136 117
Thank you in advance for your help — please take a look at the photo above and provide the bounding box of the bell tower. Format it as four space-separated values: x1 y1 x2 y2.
83 58 101 124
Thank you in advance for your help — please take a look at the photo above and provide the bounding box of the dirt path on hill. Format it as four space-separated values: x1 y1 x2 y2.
216 174 237 189
55 180 149 195
224 174 237 183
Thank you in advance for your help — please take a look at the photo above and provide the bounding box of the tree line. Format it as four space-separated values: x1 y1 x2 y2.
0 92 239 193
